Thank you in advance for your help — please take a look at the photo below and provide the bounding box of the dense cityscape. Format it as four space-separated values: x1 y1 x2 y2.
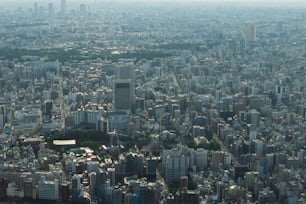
0 0 305 203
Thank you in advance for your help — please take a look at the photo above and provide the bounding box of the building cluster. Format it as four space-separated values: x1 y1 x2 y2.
0 1 305 204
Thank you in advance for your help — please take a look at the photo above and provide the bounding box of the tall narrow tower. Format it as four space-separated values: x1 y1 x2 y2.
244 23 256 42
48 3 54 17
113 64 135 111
34 2 38 16
113 80 133 111
60 0 67 16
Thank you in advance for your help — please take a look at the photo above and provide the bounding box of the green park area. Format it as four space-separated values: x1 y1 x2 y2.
0 47 171 63
47 130 110 152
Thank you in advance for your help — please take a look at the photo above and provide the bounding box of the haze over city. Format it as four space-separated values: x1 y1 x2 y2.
0 0 304 204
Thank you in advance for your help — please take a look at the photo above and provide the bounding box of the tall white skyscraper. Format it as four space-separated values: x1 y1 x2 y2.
243 23 256 42
48 3 54 17
34 2 38 15
38 177 59 201
60 0 67 16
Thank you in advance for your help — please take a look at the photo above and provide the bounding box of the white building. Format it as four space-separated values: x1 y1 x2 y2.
38 177 59 201
60 0 67 16
6 182 23 198
192 125 205 137
96 118 109 133
74 110 86 126
74 109 99 127
162 145 190 182
244 23 256 42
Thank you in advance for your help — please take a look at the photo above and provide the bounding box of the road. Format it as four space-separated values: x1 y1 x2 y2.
171 72 182 94
213 134 240 167
58 62 65 130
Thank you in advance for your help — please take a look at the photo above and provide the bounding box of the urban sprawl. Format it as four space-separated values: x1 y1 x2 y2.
0 1 305 204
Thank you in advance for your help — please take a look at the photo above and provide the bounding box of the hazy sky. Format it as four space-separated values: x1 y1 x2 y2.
116 0 300 1
0 0 303 2
0 0 305 7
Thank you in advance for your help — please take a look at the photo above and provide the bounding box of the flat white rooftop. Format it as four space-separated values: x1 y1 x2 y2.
53 139 76 146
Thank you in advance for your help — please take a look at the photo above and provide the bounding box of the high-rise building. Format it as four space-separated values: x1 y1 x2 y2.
60 182 70 203
23 178 34 199
124 193 138 204
60 0 67 16
97 118 108 133
80 4 86 14
195 148 208 170
44 100 53 119
162 145 190 183
113 79 133 111
34 2 38 15
244 23 256 42
211 151 221 171
71 175 81 201
112 186 123 204
146 157 159 181
216 181 226 202
74 109 99 128
0 178 8 199
254 139 264 157
246 109 260 128
48 3 54 17
125 153 144 178
113 64 135 111
192 125 205 137
38 177 59 201
108 111 129 130
115 64 134 81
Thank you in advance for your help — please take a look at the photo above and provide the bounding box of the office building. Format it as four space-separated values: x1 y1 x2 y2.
60 183 70 203
0 178 8 199
192 125 205 137
195 148 208 170
34 2 38 16
74 109 99 128
146 157 159 181
80 4 86 14
44 100 53 119
108 111 129 130
162 145 190 183
115 64 135 81
244 23 256 42
113 64 135 111
24 178 34 199
113 79 133 111
124 193 138 204
48 3 54 17
71 175 82 201
38 177 59 201
60 0 67 16
112 186 123 204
